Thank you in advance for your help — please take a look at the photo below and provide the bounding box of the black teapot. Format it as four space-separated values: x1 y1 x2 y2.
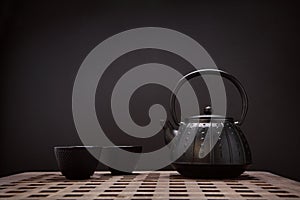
163 69 252 178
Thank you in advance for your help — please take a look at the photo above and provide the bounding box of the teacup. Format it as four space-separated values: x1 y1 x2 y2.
101 146 142 175
54 146 101 180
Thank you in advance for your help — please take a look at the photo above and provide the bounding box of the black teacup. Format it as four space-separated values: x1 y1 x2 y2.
54 146 101 180
101 146 142 175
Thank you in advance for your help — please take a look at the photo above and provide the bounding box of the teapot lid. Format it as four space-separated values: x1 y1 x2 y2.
186 106 234 122
186 115 234 122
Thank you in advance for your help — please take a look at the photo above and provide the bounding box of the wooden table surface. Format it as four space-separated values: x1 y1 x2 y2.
0 171 300 200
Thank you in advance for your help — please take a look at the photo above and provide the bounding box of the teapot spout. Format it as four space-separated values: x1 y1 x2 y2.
160 120 179 144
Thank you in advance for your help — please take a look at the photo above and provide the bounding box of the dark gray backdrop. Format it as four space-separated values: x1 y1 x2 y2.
1 1 300 181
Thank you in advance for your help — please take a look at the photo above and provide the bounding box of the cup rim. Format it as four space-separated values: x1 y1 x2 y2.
101 145 142 149
54 146 101 149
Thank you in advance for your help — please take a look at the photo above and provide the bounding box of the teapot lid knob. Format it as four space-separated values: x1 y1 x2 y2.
203 106 212 115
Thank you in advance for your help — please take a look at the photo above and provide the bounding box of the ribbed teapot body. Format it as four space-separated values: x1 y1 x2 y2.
169 118 252 178
173 119 251 165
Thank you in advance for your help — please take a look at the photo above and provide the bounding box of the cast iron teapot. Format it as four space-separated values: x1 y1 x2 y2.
163 69 252 178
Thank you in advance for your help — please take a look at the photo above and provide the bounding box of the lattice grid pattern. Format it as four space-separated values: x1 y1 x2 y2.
0 171 299 199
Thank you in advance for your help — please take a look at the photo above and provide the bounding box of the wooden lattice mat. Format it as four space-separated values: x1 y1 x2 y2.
0 171 299 199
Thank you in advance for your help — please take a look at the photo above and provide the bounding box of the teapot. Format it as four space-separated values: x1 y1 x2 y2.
163 69 252 178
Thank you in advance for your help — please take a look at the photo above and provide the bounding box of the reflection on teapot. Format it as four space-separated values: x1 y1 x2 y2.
163 69 252 178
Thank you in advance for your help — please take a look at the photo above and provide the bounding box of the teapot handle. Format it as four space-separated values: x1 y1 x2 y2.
170 69 248 125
